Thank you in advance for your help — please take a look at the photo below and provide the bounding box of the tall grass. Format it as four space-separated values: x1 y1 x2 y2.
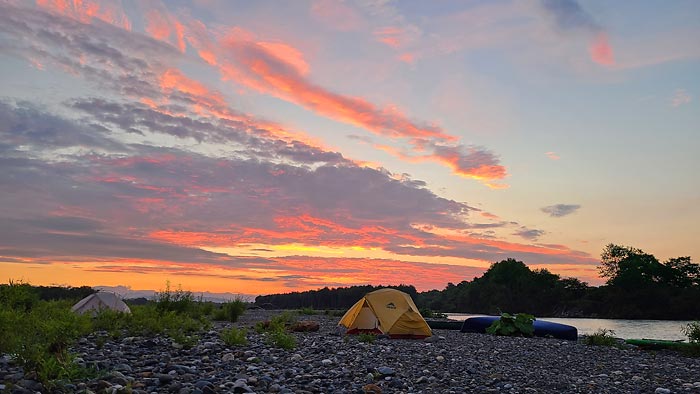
0 281 243 388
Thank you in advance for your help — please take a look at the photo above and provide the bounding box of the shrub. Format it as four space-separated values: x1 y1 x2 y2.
92 309 129 332
2 300 93 387
682 321 700 343
486 313 535 337
221 327 248 346
0 280 40 312
584 328 619 347
155 282 195 315
212 299 246 322
271 311 297 326
169 331 199 349
358 333 376 343
266 330 296 350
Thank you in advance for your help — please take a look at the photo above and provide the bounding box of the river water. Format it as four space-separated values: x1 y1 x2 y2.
446 314 694 341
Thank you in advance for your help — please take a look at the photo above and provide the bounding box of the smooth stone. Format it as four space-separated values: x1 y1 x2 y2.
376 366 395 376
655 389 671 394
222 353 235 362
156 374 174 384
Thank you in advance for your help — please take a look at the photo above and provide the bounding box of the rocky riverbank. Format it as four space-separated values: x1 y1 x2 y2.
2 309 699 393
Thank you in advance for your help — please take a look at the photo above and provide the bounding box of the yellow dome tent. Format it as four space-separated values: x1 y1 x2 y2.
338 288 432 338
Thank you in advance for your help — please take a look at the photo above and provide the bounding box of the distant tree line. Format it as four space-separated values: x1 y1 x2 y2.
0 281 95 303
255 284 419 310
255 244 700 320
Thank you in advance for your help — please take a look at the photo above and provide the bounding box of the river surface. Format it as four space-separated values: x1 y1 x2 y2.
446 314 693 341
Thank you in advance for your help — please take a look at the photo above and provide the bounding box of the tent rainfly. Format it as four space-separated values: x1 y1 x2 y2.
71 292 131 315
338 288 432 338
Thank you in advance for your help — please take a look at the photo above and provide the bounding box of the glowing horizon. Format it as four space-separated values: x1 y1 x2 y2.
0 1 698 296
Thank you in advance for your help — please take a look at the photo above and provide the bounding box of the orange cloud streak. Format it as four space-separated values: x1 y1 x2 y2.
36 0 131 30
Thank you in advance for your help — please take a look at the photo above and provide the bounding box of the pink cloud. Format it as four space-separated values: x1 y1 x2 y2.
589 32 615 66
373 26 405 48
546 151 560 160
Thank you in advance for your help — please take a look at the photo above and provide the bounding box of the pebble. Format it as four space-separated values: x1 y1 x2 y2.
1 310 698 394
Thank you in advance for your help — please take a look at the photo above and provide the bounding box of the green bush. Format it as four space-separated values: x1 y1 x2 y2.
1 300 93 387
682 321 700 343
92 308 129 332
212 299 246 322
221 327 248 346
584 328 619 347
169 331 199 349
486 313 535 337
0 280 40 312
358 333 376 343
266 329 296 350
155 282 196 315
271 311 297 326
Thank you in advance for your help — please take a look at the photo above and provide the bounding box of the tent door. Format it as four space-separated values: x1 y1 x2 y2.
353 306 379 330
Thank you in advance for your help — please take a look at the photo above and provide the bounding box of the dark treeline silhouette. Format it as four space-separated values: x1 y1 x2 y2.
0 282 95 302
254 244 700 320
255 284 418 310
33 285 95 301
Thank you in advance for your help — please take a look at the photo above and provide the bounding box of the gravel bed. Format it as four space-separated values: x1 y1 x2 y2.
1 309 699 393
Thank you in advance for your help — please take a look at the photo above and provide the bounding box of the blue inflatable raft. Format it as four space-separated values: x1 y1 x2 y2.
460 316 578 341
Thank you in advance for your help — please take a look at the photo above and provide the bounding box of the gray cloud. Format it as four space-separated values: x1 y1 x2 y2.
513 227 546 241
541 204 581 218
0 100 128 154
540 0 601 32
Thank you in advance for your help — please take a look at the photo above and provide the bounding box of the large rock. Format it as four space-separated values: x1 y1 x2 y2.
290 321 320 332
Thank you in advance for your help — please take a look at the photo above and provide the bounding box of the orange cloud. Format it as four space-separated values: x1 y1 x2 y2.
36 0 132 30
257 41 310 76
143 4 186 52
589 33 614 66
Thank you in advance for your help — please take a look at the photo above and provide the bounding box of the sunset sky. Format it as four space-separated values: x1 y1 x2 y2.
1 0 698 296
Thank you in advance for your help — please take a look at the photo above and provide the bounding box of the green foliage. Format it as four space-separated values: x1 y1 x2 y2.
212 298 246 322
0 280 40 312
486 313 535 337
358 333 376 343
155 281 196 315
253 312 298 349
682 321 700 343
266 329 296 350
584 328 619 347
271 311 297 327
169 331 199 349
36 352 100 390
0 299 93 388
221 327 248 346
297 307 318 315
